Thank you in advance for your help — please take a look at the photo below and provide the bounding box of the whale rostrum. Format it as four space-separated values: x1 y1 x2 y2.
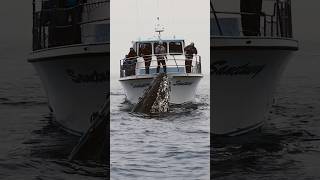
132 73 171 114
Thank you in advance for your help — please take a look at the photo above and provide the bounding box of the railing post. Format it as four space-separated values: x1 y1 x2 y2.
276 0 280 37
172 54 180 72
32 0 37 50
211 2 223 36
199 56 202 74
120 59 122 78
271 16 274 37
264 15 266 36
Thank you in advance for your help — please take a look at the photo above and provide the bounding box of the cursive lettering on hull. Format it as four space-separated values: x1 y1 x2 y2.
211 60 265 79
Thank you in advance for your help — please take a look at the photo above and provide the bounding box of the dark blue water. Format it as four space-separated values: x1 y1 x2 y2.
212 44 320 179
110 76 210 179
0 55 107 179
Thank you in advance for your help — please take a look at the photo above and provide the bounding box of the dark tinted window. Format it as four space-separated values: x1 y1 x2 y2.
169 41 183 54
138 43 152 56
153 42 167 54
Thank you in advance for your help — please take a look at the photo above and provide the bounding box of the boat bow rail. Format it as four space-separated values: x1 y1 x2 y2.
119 54 202 78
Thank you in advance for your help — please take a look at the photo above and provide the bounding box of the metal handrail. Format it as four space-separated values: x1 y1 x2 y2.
213 11 277 37
121 54 201 62
120 54 202 77
172 55 179 72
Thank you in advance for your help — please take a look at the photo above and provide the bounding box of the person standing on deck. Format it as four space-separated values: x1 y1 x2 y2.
184 42 197 73
139 44 152 74
126 47 138 76
155 42 167 73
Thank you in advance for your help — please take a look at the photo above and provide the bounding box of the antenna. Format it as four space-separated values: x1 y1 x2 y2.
155 17 164 40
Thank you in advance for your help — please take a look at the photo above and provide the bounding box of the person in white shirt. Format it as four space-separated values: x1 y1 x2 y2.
155 42 167 73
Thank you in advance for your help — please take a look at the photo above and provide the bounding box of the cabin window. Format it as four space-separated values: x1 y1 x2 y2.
169 42 183 54
153 42 167 54
138 43 152 56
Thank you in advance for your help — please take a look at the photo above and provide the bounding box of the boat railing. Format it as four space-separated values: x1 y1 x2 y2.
211 0 292 38
119 54 202 78
32 0 110 50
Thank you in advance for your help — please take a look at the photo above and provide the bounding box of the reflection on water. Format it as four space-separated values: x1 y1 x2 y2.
110 77 210 180
0 109 108 179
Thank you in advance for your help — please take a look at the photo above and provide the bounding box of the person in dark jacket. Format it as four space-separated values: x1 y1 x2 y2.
125 47 137 76
184 42 197 73
139 44 152 74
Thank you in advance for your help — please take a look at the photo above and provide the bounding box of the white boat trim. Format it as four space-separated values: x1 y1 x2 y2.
28 42 110 62
211 36 298 50
119 73 203 81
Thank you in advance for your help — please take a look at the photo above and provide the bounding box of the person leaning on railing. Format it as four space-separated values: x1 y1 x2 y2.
155 42 167 73
184 42 197 73
139 44 152 74
124 48 137 76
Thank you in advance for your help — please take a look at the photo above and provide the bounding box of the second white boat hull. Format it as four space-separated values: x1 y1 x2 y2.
211 37 298 136
29 44 109 134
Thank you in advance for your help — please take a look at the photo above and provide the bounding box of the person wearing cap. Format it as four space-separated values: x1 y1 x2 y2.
139 44 152 74
126 47 137 76
155 42 167 73
184 42 198 73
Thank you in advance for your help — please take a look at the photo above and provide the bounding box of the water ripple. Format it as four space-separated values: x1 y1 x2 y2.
111 80 210 179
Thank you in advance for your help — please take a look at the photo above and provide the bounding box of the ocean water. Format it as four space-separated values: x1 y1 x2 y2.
1 43 320 180
212 44 320 179
110 76 210 179
0 55 108 179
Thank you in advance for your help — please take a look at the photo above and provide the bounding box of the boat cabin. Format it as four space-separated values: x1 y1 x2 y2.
120 38 202 77
133 39 185 56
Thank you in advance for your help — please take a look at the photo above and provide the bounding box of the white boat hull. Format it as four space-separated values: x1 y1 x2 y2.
120 75 202 104
211 37 298 136
29 44 109 134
